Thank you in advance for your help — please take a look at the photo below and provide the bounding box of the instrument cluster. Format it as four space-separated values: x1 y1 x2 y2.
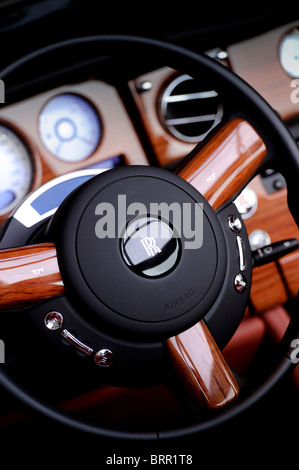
0 80 148 221
0 92 105 216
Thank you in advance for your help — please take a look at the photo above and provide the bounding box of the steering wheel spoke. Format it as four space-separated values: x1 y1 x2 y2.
166 117 265 409
0 243 64 310
176 118 267 211
166 321 239 409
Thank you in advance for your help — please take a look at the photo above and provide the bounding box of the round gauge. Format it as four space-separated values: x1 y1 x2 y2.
0 125 33 216
39 93 101 162
279 28 299 78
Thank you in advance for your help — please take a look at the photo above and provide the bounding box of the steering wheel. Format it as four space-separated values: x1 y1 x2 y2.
0 35 299 442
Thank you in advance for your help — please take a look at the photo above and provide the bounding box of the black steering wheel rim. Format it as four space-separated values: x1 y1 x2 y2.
0 34 298 441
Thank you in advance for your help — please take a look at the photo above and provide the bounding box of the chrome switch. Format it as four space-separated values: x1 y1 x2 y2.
236 236 246 272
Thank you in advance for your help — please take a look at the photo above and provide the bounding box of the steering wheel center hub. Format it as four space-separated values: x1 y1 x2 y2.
51 166 226 339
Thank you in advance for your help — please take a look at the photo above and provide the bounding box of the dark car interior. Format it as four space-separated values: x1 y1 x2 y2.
0 0 299 461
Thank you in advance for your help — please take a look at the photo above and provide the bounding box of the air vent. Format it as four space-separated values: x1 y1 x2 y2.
160 74 223 143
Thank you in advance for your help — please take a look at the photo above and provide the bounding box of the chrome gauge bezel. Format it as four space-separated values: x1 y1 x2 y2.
279 27 299 78
38 92 102 162
0 123 34 216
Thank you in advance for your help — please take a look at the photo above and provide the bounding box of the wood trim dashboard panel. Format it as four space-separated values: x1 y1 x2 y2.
227 20 299 121
244 177 299 311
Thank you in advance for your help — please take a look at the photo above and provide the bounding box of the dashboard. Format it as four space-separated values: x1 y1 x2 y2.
0 19 298 317
0 79 148 224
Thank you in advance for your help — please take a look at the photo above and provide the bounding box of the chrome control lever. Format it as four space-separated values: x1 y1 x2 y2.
252 238 298 267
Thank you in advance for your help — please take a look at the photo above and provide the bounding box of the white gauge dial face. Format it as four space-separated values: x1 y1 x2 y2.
0 125 33 215
279 28 299 78
39 93 101 162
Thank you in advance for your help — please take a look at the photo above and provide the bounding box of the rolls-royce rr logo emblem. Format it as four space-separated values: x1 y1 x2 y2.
141 237 162 257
